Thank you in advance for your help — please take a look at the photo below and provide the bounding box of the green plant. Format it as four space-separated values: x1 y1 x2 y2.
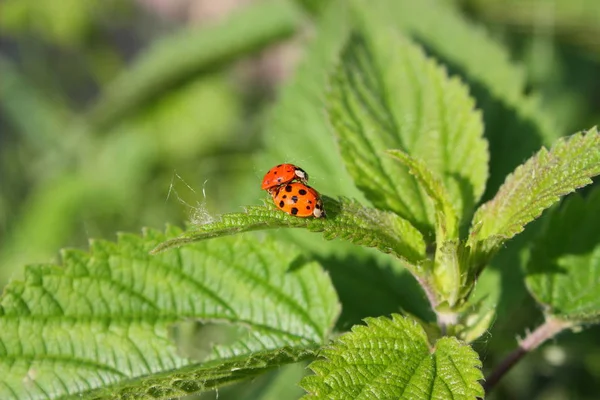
1 0 600 399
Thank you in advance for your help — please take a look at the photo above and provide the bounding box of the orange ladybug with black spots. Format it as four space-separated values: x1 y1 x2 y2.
271 182 325 218
261 164 308 193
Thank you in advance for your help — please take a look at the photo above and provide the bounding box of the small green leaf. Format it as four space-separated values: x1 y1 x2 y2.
328 20 487 234
387 149 459 242
0 229 339 399
152 197 426 270
469 127 600 255
89 0 302 128
526 187 600 323
451 299 496 343
387 150 462 306
301 314 484 399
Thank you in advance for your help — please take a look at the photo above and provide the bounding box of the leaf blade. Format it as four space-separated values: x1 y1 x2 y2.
0 230 339 399
328 20 487 234
526 187 600 323
370 0 560 199
469 127 600 253
300 314 484 399
387 149 459 241
152 197 427 269
83 347 315 400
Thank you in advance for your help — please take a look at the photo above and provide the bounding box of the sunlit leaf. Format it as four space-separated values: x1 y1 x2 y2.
301 314 484 399
366 0 560 198
152 197 426 269
328 21 486 234
469 128 600 256
0 229 339 399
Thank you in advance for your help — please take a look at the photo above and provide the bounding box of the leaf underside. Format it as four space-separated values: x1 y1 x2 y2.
0 229 339 399
526 187 600 323
470 127 600 253
85 347 314 400
328 14 487 234
152 197 427 268
301 314 484 399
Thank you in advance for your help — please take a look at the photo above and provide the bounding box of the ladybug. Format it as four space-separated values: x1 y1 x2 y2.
271 182 325 218
261 164 308 193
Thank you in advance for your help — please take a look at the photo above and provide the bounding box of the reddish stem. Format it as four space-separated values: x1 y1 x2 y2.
484 317 572 393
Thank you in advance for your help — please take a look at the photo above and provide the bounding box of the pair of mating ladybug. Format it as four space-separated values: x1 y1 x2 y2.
261 164 325 218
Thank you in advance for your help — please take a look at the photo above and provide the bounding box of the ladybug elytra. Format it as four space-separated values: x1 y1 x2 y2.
271 182 324 218
261 164 308 193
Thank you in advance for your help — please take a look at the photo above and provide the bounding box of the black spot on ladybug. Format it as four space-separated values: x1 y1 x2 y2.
285 185 292 192
306 206 310 210
298 189 307 195
291 195 298 203
279 201 284 207
308 200 312 204
276 177 283 183
273 171 278 174
282 195 287 199
291 207 299 215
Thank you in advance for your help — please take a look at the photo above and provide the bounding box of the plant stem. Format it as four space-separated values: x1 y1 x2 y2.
414 275 438 310
484 317 572 393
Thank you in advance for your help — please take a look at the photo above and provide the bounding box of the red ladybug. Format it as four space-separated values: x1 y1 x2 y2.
271 182 325 218
261 164 308 193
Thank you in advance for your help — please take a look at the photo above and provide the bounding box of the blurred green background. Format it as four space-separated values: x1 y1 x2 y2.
1 0 600 399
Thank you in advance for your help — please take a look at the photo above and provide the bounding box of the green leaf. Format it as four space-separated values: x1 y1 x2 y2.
328 22 487 235
89 0 302 128
85 349 314 400
0 73 240 284
450 299 496 343
526 187 600 323
387 150 459 241
300 314 484 399
387 150 462 306
366 0 560 197
0 229 339 399
152 197 426 270
469 128 600 255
